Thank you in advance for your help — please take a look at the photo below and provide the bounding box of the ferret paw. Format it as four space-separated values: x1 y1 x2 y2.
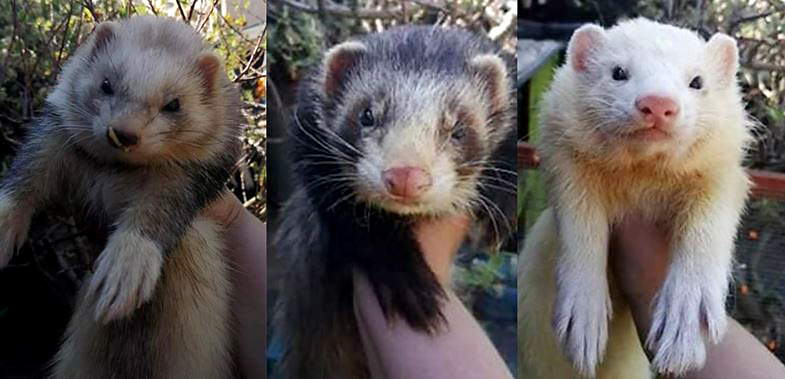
0 195 32 268
552 283 612 377
87 231 163 324
646 272 728 375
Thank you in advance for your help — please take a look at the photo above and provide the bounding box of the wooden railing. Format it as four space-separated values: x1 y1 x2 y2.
517 142 785 200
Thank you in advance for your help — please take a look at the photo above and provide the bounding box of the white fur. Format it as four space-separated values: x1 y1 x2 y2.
519 209 651 379
87 228 163 323
520 18 751 377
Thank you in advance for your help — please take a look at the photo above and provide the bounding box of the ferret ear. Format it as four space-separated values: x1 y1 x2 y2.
567 24 606 72
322 41 367 97
90 21 118 57
196 52 222 95
706 33 739 87
470 54 510 116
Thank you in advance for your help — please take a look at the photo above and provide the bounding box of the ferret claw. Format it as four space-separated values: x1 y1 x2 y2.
646 270 727 375
553 281 612 377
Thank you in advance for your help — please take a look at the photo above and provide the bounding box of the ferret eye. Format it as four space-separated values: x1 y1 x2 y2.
611 66 628 81
359 108 375 127
689 76 703 90
100 78 114 95
162 99 180 112
452 122 466 140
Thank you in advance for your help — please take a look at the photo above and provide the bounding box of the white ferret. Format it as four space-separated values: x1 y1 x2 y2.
0 17 242 378
519 18 751 378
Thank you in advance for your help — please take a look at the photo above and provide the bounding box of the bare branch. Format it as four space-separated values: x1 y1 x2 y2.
146 0 159 16
197 0 221 33
271 0 421 20
218 9 253 43
187 0 198 22
176 0 188 21
234 28 266 83
82 0 100 22
744 61 785 73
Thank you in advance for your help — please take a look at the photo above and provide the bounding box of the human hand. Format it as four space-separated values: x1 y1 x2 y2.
609 214 671 333
413 214 470 283
205 191 266 379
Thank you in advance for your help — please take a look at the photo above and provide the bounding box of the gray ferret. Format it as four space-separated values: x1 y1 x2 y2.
274 25 517 378
0 16 242 378
519 18 751 378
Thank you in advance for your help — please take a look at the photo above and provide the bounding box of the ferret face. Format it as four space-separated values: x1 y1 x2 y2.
314 33 510 216
564 18 743 162
50 17 233 166
336 73 487 215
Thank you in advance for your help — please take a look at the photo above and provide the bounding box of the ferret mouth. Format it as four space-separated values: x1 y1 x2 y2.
369 194 432 215
625 125 671 141
386 194 422 205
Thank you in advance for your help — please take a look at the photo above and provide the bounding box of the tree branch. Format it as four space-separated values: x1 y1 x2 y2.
176 0 188 21
271 0 421 20
743 61 785 73
234 28 266 83
146 0 158 16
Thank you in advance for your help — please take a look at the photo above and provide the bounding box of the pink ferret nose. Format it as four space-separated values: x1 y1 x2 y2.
635 95 679 127
383 166 432 200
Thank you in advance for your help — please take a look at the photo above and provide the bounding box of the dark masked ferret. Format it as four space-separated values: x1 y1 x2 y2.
274 25 517 378
519 18 751 378
0 16 242 378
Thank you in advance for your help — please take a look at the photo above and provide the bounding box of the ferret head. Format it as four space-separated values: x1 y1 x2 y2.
557 18 747 165
50 16 241 166
307 27 511 216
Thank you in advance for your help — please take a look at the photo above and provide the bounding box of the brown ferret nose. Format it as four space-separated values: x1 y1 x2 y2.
383 166 432 200
106 127 139 150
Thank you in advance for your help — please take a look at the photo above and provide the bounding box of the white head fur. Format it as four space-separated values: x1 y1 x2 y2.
543 18 750 171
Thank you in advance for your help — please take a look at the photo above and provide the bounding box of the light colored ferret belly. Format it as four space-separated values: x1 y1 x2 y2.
53 216 232 379
519 18 751 378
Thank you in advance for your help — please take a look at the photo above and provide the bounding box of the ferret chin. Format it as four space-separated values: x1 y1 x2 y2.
519 18 751 378
0 16 242 378
274 25 517 379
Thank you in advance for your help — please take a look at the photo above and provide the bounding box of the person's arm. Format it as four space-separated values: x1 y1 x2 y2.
610 215 785 379
353 216 513 379
206 193 267 379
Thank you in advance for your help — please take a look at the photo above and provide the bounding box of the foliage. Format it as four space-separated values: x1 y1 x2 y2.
454 251 516 301
0 0 267 216
268 0 517 84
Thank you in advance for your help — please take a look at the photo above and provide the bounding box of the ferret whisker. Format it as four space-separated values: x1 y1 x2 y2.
475 173 517 187
294 113 357 161
314 123 363 157
477 181 517 195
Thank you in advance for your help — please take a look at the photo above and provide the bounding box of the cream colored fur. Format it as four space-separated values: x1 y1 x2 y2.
519 209 651 379
52 216 232 379
518 18 751 378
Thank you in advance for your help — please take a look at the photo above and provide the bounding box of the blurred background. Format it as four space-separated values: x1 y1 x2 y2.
0 1 265 377
264 0 518 376
517 0 785 364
